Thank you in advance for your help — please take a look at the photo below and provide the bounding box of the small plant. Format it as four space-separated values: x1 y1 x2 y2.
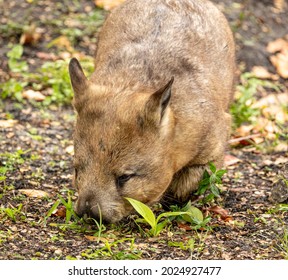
0 149 28 176
0 204 26 222
195 162 227 204
168 239 195 251
175 201 212 231
44 191 78 225
7 44 28 73
81 238 141 260
230 72 280 127
126 197 201 236
44 191 105 236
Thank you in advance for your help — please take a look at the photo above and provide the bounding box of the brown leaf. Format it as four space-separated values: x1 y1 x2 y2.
52 206 66 218
208 206 232 221
20 24 41 45
36 52 58 61
251 66 278 80
94 0 126 10
65 145 74 155
229 134 262 146
224 154 241 166
0 119 18 128
270 52 288 78
19 189 50 198
177 223 193 231
22 90 45 101
267 37 288 53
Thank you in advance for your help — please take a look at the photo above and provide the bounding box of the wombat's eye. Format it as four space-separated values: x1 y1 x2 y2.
116 174 135 188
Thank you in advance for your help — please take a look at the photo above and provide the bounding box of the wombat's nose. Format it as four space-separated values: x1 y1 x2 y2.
75 195 91 217
75 195 101 220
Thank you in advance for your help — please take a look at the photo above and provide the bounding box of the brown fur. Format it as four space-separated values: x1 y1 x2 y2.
69 0 235 223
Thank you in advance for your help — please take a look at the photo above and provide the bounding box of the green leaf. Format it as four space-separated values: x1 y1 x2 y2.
7 44 23 59
43 199 60 225
125 197 156 229
210 184 220 197
181 206 203 223
154 220 169 236
216 169 227 178
202 193 215 203
209 162 216 173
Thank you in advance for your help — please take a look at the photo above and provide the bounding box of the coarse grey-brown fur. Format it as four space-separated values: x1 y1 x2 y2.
69 0 235 223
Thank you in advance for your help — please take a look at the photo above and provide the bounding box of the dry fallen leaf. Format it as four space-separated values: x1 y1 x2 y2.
251 66 278 80
224 154 241 166
267 37 288 53
65 145 74 155
22 89 45 101
52 206 67 218
270 52 288 79
19 189 50 198
267 36 288 78
48 35 74 52
95 0 126 10
0 119 18 128
36 52 58 61
20 24 42 45
208 206 232 222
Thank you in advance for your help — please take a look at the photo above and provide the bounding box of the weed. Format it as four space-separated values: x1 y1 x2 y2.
0 78 27 102
0 204 26 222
0 149 28 175
7 44 28 73
44 191 105 236
0 230 12 245
1 43 94 106
195 162 226 204
126 197 204 236
168 239 195 251
231 72 280 128
81 238 141 260
173 201 212 231
275 229 288 260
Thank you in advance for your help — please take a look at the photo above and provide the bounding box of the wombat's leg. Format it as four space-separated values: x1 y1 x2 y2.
167 165 206 203
162 158 224 206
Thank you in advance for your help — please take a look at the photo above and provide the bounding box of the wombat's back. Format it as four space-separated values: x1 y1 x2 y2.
92 0 235 110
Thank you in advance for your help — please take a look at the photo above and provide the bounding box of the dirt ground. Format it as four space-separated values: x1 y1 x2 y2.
0 0 287 260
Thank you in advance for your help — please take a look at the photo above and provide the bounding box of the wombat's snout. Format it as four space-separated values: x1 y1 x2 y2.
74 193 125 223
74 194 97 219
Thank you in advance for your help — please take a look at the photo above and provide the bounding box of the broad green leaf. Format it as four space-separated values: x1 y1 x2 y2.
125 197 156 229
157 211 193 223
181 206 203 223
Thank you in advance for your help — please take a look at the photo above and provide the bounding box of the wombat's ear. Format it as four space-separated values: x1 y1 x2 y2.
69 58 88 97
145 77 174 125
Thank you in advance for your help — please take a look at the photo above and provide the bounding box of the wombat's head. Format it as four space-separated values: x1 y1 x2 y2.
69 58 175 223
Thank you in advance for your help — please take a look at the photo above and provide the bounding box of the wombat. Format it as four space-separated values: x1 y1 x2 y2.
69 0 235 223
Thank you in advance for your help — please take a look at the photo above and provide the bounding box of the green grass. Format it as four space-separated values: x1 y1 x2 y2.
0 44 94 106
230 72 281 128
0 204 26 222
81 238 142 260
